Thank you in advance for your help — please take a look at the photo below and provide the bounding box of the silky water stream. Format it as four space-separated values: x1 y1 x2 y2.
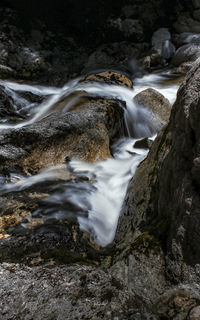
0 72 179 246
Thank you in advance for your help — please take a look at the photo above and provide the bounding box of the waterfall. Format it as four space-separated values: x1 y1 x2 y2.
0 72 179 246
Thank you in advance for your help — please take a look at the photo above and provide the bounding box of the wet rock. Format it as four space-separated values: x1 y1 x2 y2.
123 59 200 285
151 28 171 51
171 43 200 73
110 232 167 304
174 32 200 47
82 71 133 88
151 28 176 66
0 262 147 320
0 85 25 123
0 99 125 174
110 59 200 318
134 138 153 149
134 88 172 128
0 82 125 264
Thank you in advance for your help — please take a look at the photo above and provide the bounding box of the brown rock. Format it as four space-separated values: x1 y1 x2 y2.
81 71 133 88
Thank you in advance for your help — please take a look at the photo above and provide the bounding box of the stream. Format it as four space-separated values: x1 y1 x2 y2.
0 71 179 246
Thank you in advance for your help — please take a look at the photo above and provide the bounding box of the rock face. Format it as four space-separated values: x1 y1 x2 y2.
114 59 200 295
146 60 200 280
0 263 144 320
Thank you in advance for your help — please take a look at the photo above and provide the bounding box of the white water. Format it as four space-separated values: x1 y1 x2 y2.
0 72 179 246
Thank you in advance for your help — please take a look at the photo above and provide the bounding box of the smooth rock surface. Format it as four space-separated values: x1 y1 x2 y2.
134 88 172 128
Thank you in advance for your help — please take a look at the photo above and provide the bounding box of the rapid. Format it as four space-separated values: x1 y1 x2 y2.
0 71 179 247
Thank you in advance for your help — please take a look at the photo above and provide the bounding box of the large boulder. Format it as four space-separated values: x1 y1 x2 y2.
114 58 200 286
109 59 200 318
0 98 125 174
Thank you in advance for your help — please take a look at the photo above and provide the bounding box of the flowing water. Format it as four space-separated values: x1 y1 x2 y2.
0 72 180 246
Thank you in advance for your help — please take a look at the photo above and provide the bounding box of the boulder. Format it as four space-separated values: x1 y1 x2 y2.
81 71 133 88
151 28 171 51
151 28 176 66
0 98 125 174
171 43 200 71
134 88 172 128
82 42 147 75
174 14 200 33
174 32 200 47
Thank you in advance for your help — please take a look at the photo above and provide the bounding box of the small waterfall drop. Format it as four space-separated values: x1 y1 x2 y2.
0 72 179 246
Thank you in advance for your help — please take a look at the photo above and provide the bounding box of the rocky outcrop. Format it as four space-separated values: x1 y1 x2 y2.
113 59 200 306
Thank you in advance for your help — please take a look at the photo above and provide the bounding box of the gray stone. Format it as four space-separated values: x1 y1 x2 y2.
171 43 200 67
134 88 172 128
176 32 200 46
